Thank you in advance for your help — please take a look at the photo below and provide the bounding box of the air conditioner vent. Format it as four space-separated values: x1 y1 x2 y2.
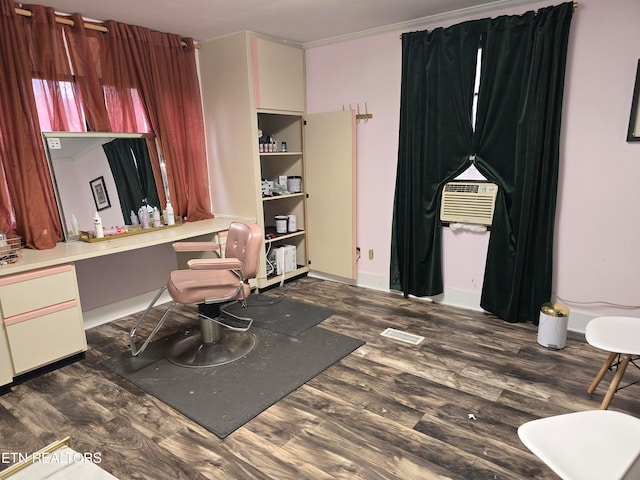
440 182 498 226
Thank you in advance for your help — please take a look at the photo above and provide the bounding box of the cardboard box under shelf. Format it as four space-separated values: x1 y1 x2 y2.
79 216 182 243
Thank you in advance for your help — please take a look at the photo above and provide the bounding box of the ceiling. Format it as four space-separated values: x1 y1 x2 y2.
27 0 539 46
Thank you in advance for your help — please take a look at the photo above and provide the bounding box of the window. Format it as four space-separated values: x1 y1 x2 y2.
32 79 85 132
471 47 482 132
456 47 486 182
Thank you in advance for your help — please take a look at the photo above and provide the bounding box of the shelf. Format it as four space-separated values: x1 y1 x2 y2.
264 229 305 244
263 265 309 286
262 192 305 202
259 151 302 157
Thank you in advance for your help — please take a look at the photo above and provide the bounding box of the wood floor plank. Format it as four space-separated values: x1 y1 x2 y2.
218 427 336 480
157 427 272 480
1 276 639 479
285 384 486 479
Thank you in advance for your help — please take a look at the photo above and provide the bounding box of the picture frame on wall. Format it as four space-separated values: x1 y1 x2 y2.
90 176 111 211
627 59 640 142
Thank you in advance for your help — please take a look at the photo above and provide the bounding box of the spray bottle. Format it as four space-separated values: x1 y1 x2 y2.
93 212 104 238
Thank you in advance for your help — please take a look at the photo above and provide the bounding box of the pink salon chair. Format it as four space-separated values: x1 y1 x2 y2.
129 221 263 368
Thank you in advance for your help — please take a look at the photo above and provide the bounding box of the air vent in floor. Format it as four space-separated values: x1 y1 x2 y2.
380 328 425 345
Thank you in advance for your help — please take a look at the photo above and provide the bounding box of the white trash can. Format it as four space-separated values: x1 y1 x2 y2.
537 302 570 350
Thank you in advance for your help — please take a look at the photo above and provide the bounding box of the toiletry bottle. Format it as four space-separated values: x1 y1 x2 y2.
165 202 175 226
130 210 139 225
104 226 126 236
152 207 161 228
71 215 81 236
93 212 104 238
139 206 150 229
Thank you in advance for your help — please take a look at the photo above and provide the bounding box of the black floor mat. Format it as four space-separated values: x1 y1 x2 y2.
102 325 364 438
223 296 335 336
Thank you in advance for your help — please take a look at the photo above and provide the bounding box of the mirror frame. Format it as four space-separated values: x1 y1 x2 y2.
42 132 168 242
627 59 640 142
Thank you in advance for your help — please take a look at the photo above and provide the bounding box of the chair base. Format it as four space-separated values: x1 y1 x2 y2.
167 329 256 368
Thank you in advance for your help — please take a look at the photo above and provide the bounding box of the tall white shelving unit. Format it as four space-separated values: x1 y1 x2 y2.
200 31 357 288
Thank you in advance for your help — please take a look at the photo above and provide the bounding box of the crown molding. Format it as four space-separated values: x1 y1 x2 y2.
302 0 544 49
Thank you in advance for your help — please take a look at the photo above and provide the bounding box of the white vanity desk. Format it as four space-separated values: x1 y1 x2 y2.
3 217 236 274
0 217 240 391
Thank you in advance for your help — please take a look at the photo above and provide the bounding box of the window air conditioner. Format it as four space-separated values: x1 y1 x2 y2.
440 181 498 226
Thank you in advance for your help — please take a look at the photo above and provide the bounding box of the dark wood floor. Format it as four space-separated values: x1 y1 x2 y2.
1 277 639 479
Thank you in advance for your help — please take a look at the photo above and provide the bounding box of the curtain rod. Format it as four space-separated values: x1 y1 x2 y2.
14 6 195 47
15 7 108 32
399 2 578 39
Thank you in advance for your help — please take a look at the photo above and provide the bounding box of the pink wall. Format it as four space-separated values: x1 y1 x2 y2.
305 0 640 328
306 32 401 290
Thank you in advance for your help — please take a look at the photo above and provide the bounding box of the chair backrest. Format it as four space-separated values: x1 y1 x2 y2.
623 453 640 479
224 221 262 280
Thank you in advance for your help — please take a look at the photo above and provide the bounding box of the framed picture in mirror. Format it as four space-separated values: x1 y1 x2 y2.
90 176 111 211
627 59 640 142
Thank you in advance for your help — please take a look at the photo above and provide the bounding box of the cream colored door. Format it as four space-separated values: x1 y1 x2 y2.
304 110 356 280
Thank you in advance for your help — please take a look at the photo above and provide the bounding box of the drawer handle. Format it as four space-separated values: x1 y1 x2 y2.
0 264 73 286
3 299 78 326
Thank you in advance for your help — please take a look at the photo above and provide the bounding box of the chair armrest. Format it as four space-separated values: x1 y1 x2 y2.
172 241 220 252
187 258 243 270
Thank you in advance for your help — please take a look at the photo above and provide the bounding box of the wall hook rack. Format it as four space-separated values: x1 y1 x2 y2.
343 103 373 123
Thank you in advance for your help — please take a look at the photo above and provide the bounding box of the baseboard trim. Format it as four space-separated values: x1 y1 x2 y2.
83 289 172 330
84 273 596 335
344 272 594 334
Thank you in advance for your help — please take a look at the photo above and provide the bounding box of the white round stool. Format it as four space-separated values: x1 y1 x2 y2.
585 316 640 409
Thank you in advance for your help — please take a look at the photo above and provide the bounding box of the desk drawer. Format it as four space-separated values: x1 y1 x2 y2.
5 303 86 375
0 265 78 318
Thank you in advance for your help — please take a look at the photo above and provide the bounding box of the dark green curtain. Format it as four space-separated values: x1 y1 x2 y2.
477 4 574 323
103 138 160 221
390 21 483 296
390 2 573 324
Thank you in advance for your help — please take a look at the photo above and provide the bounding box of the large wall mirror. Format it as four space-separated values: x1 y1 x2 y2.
43 132 170 242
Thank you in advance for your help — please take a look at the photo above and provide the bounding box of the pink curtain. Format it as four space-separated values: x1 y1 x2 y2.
63 14 111 132
23 4 84 132
65 19 151 133
66 20 213 221
1 2 212 248
135 30 212 222
0 0 63 248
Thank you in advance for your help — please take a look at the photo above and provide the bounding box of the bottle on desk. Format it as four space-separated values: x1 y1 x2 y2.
139 206 150 229
152 207 161 228
103 227 127 236
93 212 104 239
164 202 175 226
71 215 81 236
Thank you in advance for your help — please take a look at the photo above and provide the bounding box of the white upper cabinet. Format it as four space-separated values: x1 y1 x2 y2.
250 37 305 112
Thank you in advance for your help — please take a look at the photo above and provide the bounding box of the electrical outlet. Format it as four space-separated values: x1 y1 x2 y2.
368 249 374 260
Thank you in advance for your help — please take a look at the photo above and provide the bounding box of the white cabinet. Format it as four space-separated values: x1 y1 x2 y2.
0 264 86 384
250 36 305 112
200 32 356 288
0 322 12 387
